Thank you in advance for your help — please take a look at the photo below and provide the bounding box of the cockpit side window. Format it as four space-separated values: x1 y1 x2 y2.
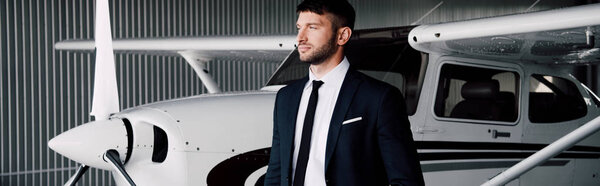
434 64 520 122
529 74 587 123
351 45 427 115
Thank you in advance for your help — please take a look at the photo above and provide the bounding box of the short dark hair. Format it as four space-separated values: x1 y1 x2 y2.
296 0 356 30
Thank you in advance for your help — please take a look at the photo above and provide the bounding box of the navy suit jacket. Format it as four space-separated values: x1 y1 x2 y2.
264 68 424 186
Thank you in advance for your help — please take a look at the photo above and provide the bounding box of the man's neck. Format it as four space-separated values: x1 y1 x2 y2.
310 52 344 79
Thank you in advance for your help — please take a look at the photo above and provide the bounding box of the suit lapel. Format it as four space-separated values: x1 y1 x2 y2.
282 76 308 179
324 69 362 171
285 76 308 141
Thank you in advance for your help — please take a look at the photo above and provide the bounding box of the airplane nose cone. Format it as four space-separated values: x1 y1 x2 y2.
48 119 129 170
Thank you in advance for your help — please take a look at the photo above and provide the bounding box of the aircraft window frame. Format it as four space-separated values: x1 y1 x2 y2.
581 83 600 108
431 61 521 126
528 74 587 123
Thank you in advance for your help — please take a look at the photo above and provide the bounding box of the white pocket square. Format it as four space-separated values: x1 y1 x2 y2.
342 117 362 125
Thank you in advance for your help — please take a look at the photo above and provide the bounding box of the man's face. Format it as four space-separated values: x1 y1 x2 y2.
296 11 338 64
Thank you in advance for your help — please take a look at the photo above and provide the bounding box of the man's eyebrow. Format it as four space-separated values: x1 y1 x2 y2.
297 22 322 27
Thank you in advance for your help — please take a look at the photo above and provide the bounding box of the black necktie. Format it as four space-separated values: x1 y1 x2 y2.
293 80 324 186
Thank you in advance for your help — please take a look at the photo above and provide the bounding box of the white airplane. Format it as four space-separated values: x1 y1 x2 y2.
48 1 600 186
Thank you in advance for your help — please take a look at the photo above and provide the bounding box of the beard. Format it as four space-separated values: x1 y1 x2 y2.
299 33 338 65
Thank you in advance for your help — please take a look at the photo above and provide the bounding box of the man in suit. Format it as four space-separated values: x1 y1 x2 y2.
264 0 424 185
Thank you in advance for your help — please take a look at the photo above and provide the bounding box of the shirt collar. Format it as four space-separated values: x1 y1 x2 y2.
305 56 350 90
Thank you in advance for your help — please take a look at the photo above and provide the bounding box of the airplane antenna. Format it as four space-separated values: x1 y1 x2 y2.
411 1 444 25
573 27 595 49
481 115 600 186
524 0 541 12
585 27 595 48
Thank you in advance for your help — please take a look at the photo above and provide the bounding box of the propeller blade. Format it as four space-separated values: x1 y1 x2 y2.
63 164 90 186
90 0 120 120
51 1 123 185
104 150 137 186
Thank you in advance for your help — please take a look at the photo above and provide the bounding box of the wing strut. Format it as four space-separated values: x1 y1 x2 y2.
481 115 600 186
178 51 222 93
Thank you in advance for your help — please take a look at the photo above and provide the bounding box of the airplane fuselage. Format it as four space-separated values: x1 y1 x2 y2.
103 51 600 185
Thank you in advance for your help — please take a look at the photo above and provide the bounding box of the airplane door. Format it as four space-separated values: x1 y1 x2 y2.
420 59 523 186
519 73 591 186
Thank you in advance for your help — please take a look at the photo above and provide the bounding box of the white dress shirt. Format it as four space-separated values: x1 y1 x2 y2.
292 57 350 186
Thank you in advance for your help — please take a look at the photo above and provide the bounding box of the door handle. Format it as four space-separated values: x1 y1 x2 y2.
491 129 511 138
416 127 443 134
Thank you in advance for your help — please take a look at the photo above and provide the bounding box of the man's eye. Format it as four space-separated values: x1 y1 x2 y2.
309 26 317 29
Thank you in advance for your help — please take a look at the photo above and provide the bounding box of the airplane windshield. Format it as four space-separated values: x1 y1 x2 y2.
266 27 427 115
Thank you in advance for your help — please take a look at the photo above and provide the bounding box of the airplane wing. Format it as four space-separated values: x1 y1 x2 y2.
56 35 297 93
55 35 297 62
408 3 600 65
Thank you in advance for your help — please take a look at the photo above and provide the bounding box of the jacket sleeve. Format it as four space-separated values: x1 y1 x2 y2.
264 91 282 186
376 87 425 186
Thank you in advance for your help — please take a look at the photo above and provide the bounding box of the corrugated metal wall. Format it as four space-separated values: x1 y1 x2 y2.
0 0 585 185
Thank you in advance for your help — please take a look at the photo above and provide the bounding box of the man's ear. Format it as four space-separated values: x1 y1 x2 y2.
337 27 352 46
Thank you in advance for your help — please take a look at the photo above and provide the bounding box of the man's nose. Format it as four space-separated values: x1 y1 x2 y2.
297 29 306 43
